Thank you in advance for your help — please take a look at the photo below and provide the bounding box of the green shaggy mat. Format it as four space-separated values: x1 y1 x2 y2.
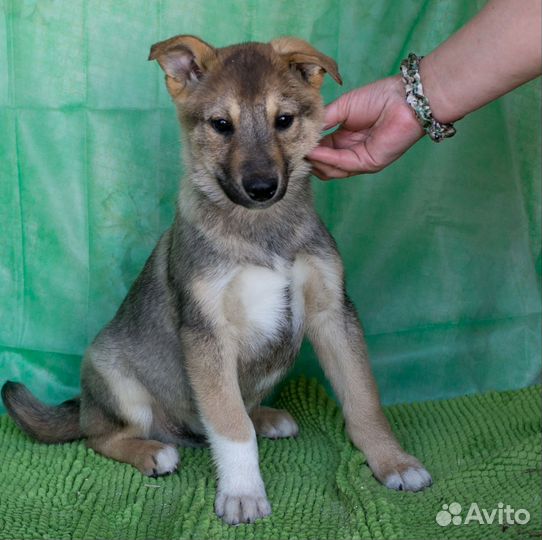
0 379 540 540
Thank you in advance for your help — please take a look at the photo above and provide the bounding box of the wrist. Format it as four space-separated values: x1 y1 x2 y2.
400 55 457 142
390 75 425 136
418 54 464 124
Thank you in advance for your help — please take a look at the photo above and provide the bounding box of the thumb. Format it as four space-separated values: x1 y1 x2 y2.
321 94 350 130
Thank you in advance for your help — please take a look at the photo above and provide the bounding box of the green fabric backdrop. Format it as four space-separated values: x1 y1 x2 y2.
0 0 540 412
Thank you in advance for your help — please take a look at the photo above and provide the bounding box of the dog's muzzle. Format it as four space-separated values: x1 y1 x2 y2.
242 176 278 202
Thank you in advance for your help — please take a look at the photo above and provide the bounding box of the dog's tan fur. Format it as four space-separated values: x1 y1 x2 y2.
2 35 431 525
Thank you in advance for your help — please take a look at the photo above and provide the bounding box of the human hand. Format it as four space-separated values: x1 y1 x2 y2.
309 76 424 179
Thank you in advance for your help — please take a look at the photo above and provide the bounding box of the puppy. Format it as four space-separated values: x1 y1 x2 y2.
2 35 431 525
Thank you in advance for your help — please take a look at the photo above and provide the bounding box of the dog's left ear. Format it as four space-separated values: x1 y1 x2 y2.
148 34 217 101
271 37 342 89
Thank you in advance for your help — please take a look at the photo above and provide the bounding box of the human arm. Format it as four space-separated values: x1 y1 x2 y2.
309 0 542 179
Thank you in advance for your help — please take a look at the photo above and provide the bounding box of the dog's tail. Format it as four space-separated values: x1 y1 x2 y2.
1 381 82 443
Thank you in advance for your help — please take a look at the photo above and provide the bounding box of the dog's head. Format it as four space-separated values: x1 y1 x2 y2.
149 35 341 209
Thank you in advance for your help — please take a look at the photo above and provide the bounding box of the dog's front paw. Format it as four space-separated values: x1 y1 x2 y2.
215 489 271 525
373 453 432 492
384 463 432 492
251 407 299 439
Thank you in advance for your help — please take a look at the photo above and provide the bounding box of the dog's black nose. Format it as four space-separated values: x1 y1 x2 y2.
242 176 278 202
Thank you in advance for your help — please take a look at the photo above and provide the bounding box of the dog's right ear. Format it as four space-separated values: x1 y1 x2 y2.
148 35 216 101
271 37 342 89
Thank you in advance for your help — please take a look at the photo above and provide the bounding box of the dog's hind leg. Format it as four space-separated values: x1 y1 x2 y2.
81 390 179 477
87 430 179 477
81 358 179 477
250 407 299 439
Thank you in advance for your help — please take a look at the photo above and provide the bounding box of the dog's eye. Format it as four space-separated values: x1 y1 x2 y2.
275 114 294 130
210 118 234 135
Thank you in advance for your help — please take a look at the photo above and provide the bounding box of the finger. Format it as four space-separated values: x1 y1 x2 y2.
316 133 337 149
309 129 370 161
326 128 368 148
310 163 331 180
322 97 348 130
322 83 382 132
307 145 333 162
311 161 336 180
308 145 380 174
311 161 353 180
307 136 336 162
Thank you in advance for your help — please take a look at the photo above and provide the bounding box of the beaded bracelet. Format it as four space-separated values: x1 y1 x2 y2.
400 53 456 143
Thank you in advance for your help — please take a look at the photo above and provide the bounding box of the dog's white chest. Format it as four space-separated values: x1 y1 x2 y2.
230 259 308 347
194 259 308 349
236 266 290 340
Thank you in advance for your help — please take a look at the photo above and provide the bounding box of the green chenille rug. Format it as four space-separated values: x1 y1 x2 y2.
0 379 540 540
